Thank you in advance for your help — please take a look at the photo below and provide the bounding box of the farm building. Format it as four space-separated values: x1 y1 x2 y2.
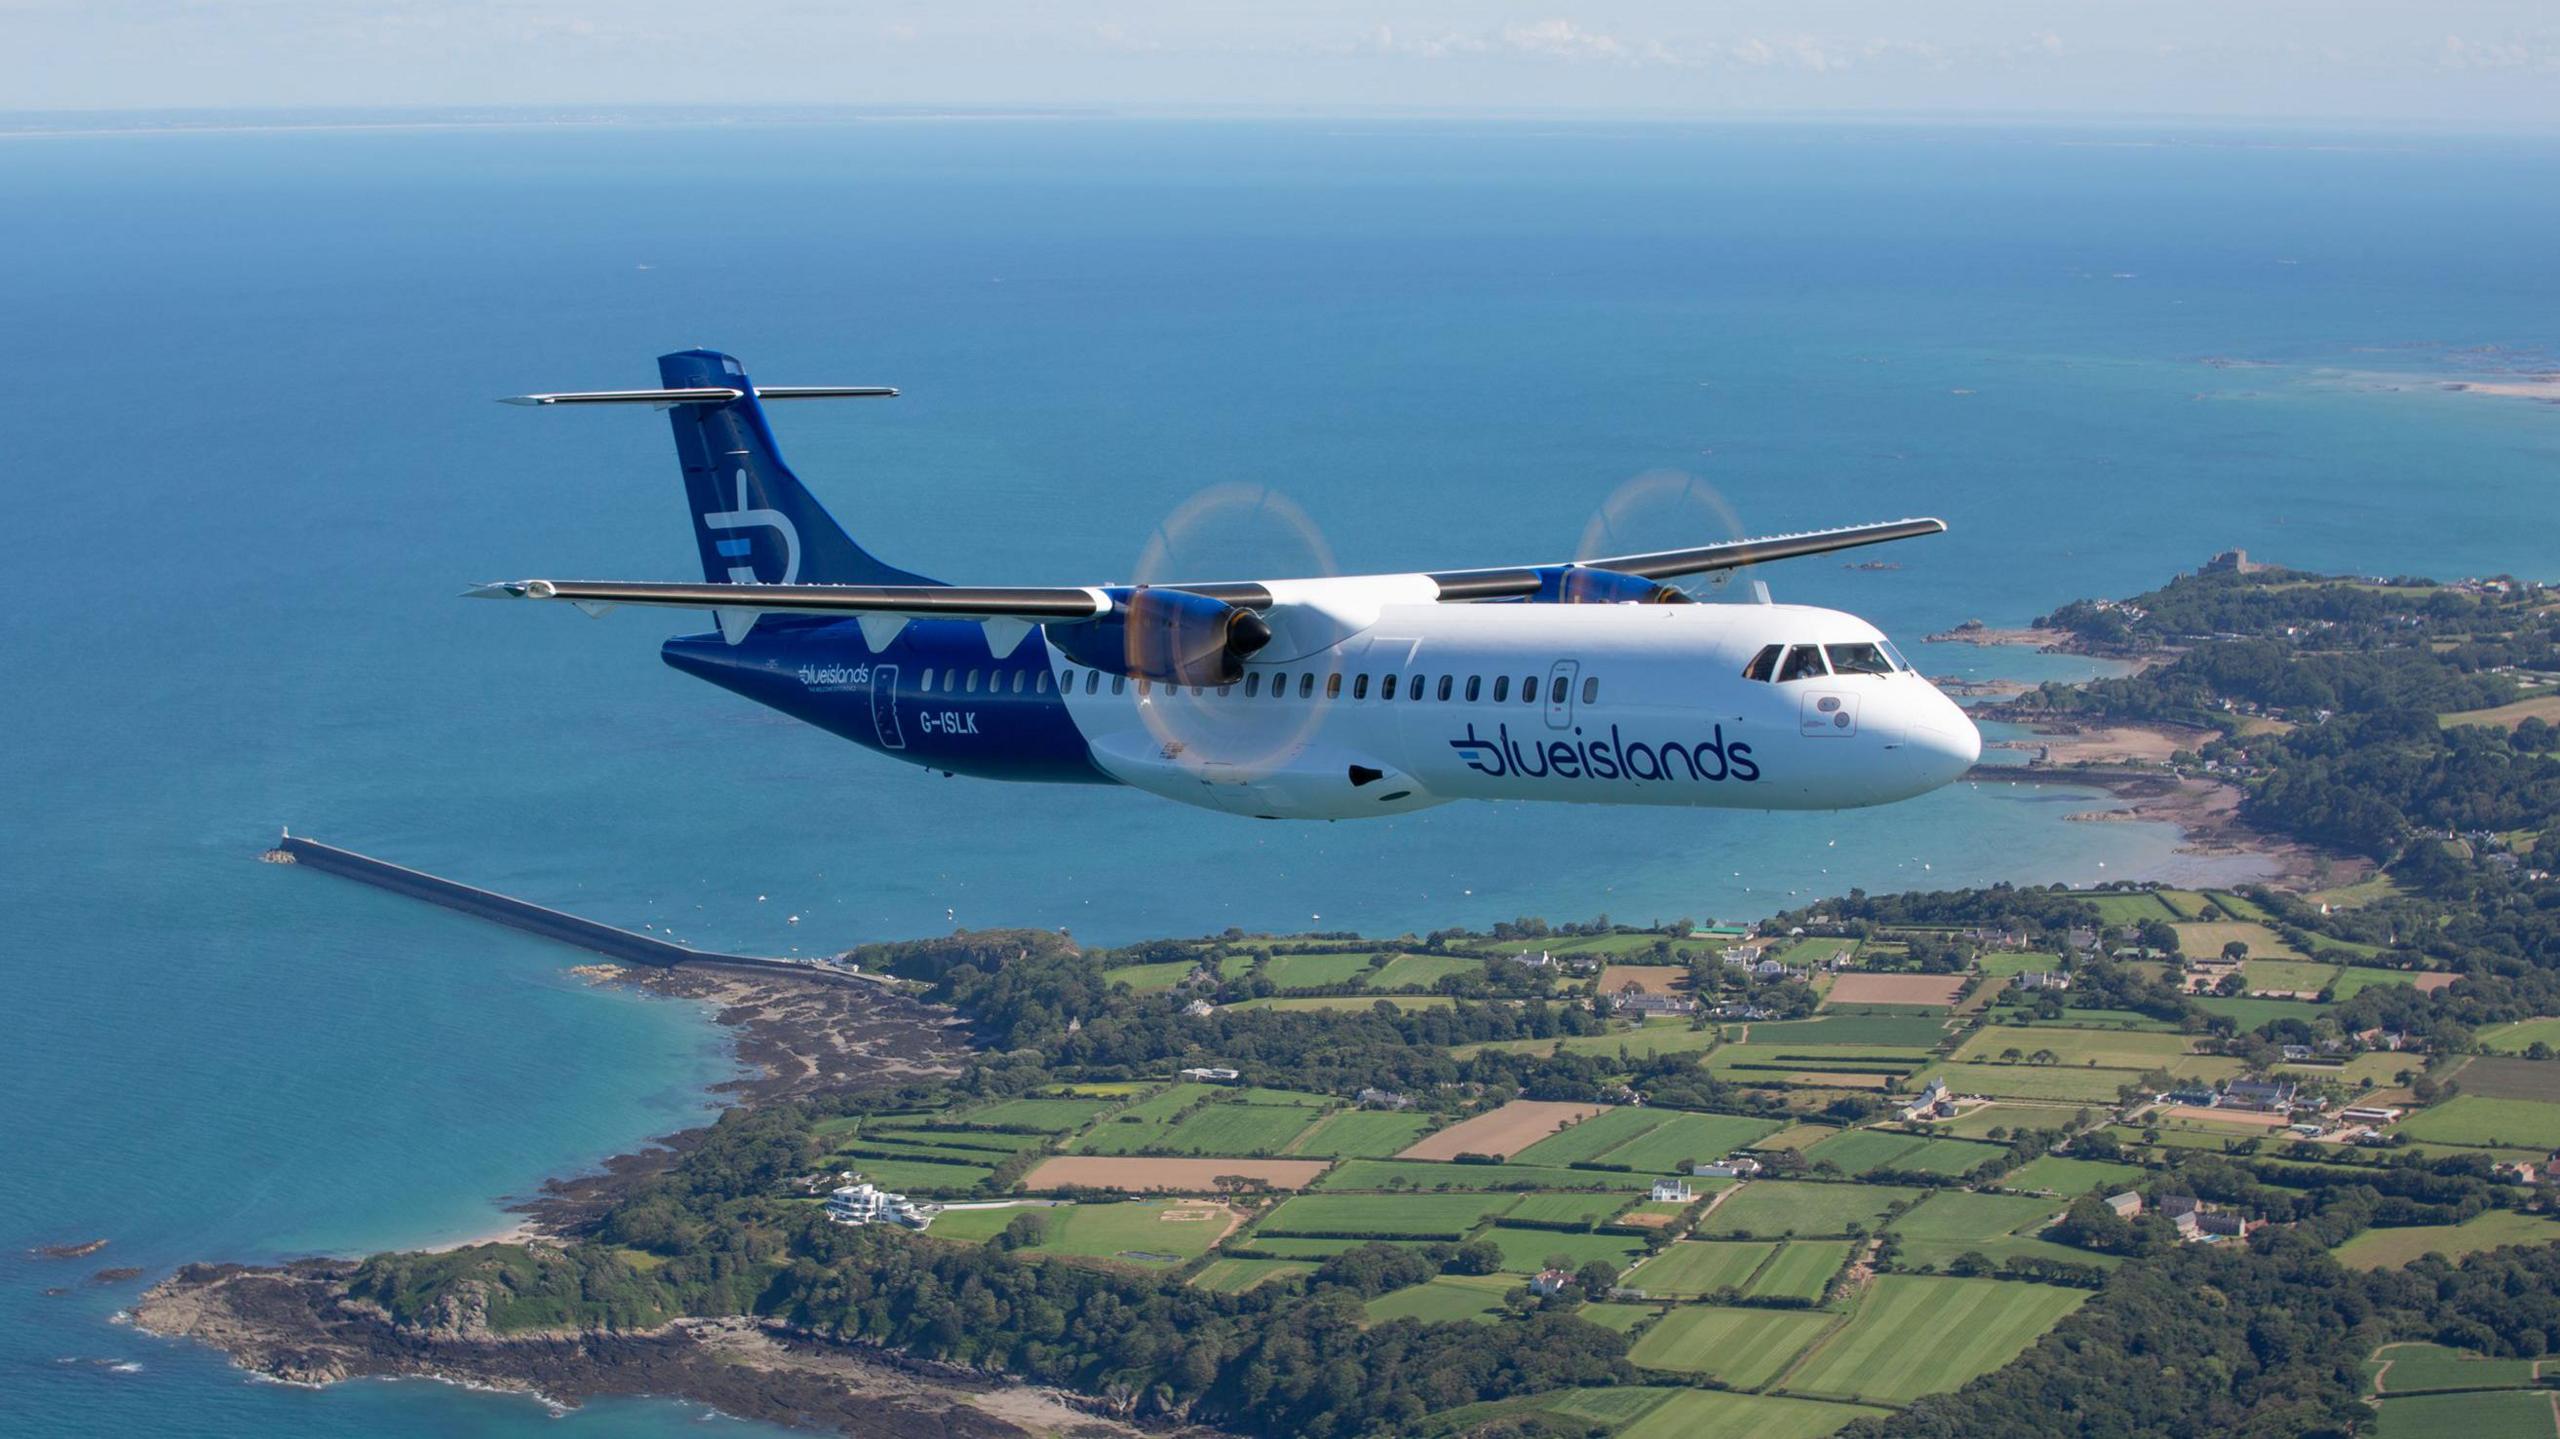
2224 1079 2297 1112
1180 1066 1241 1081
2339 1105 2403 1124
1531 1268 1575 1296
1695 1156 1763 1179
2103 1192 2142 1218
2015 970 2071 991
1356 1087 1414 1110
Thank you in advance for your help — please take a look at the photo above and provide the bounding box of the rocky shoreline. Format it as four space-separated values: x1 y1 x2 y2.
125 964 1166 1438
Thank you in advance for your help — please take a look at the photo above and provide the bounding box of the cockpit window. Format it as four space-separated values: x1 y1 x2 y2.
1777 645 1830 683
1742 643 1782 682
1825 642 1896 676
1880 640 1911 672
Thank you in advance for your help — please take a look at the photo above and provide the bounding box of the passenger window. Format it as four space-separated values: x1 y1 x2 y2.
1581 676 1598 705
1190 685 1203 697
1012 671 1027 694
1353 674 1370 700
919 668 935 691
1409 674 1424 701
1300 673 1316 699
1492 676 1509 703
1437 675 1453 702
1778 645 1829 682
1743 644 1783 682
1244 673 1261 697
1523 675 1540 704
1138 678 1151 696
1112 675 1125 694
1825 643 1894 676
965 670 980 693
1466 675 1481 702
1380 674 1397 700
1086 671 1100 694
1216 683 1231 697
1326 673 1343 699
1549 675 1566 703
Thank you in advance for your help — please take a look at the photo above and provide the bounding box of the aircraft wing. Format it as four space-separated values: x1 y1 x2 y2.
470 516 1941 640
1423 517 1946 600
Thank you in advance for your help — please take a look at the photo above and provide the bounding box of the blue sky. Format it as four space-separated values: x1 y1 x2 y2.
10 1 2559 124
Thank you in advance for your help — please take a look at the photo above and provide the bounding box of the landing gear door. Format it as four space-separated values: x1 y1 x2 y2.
869 664 907 750
1546 659 1579 731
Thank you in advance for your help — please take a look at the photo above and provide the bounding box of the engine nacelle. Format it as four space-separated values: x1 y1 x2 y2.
1533 566 1692 605
1050 586 1273 686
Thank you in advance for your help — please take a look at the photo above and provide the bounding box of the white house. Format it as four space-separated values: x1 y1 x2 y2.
1530 1267 1575 1296
1693 1156 1762 1179
825 1177 934 1229
1649 1178 1693 1203
1179 1066 1241 1081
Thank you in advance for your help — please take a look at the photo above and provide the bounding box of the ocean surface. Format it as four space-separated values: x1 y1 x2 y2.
2 116 2555 1435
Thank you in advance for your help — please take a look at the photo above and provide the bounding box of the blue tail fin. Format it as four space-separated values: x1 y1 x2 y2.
657 349 938 588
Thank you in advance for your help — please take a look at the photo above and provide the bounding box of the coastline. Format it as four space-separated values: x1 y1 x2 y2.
126 964 1169 1438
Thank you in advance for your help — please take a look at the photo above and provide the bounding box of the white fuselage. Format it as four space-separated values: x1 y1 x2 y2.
1046 581 1981 821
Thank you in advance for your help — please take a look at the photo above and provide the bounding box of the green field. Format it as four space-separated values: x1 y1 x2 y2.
2089 891 2183 924
958 1096 1118 1132
1697 1180 1922 1238
1780 937 1860 968
2480 1018 2560 1055
1232 1236 1444 1259
1887 1191 2079 1268
2177 920 2309 964
1188 1257 1312 1293
983 1201 1234 1266
1626 1239 1774 1296
2453 1058 2560 1103
1511 1105 1677 1166
2397 1095 2560 1150
2371 1342 2546 1395
1977 951 2066 979
2328 967 2429 1000
1287 1109 1437 1158
1748 1015 1953 1047
2192 995 2329 1031
1138 1101 1326 1156
2368 1391 2558 1439
921 1203 1056 1243
1499 1192 1633 1229
1573 1302 1660 1334
2002 1154 2148 1195
1954 1025 2198 1071
1363 953 1486 990
2334 1209 2560 1269
1627 1304 1837 1387
1800 1128 2008 1179
1363 1273 1516 1325
1459 1020 1725 1062
1615 1391 1886 1439
1315 1158 1650 1192
1785 1275 2088 1405
1099 958 1201 992
1480 1226 1651 1274
1259 1191 1515 1238
1601 1113 1789 1172
1225 994 1457 1012
1705 1045 1931 1083
1263 949 1383 989
1934 1062 2146 1103
1750 1240 1851 1300
2244 958 2345 994
836 1157 995 1193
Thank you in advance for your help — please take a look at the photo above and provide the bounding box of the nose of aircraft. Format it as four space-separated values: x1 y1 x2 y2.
1904 683 1983 792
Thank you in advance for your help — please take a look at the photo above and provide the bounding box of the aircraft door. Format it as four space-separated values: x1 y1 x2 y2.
1545 659 1579 731
869 664 907 750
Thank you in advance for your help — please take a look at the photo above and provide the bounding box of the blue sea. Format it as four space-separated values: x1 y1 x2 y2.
2 116 2555 1435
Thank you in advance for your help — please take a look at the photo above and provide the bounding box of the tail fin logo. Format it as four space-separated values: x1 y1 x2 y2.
703 466 801 585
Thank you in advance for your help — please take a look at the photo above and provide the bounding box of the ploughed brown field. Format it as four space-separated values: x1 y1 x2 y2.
1825 973 1967 1007
2412 973 2458 993
1022 1157 1334 1192
1595 965 1692 995
1394 1100 1608 1161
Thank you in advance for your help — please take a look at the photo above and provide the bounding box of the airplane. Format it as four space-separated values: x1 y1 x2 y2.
473 349 1982 821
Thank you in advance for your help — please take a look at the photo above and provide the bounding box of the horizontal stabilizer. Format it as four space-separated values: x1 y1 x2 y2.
499 385 898 407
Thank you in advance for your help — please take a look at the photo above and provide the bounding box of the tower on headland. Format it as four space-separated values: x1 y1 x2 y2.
2201 549 2270 575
